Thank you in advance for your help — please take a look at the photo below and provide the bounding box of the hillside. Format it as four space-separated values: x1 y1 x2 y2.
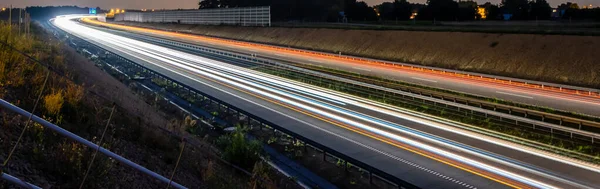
115 21 600 88
0 22 292 188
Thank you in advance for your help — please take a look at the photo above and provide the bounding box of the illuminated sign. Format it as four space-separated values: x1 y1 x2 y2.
89 8 97 14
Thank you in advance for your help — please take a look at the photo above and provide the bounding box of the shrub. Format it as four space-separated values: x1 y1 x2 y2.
44 89 64 115
218 126 263 169
65 84 84 106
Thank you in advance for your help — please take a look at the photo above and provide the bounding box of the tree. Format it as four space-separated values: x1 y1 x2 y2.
457 0 477 21
345 0 378 21
500 0 530 20
529 0 552 20
482 2 501 20
393 0 413 20
199 0 220 9
376 2 395 20
422 0 459 21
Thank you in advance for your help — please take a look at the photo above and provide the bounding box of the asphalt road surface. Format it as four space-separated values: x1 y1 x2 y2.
85 19 600 117
53 16 600 189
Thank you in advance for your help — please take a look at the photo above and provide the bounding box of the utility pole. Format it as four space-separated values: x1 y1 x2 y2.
8 5 12 30
24 12 29 37
8 5 12 38
18 8 21 35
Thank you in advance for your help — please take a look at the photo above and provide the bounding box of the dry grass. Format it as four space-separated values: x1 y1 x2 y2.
117 21 600 88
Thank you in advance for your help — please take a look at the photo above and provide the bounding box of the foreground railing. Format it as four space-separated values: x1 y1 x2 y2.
0 99 187 189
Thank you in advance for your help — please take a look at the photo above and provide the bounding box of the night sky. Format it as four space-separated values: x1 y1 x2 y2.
1 0 597 9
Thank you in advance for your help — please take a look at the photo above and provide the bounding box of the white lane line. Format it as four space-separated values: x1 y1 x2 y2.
352 67 372 72
496 91 534 99
411 77 438 83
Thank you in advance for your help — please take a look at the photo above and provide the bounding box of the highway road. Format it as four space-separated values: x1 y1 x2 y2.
54 16 600 189
84 19 600 117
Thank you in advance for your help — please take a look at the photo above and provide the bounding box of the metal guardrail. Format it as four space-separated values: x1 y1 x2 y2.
55 22 420 189
0 99 187 189
90 19 600 97
1 172 42 189
138 35 600 144
216 33 600 97
89 20 600 131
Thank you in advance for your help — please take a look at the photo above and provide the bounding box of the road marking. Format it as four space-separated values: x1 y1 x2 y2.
352 67 372 72
108 44 481 189
411 77 438 83
495 91 533 99
309 59 323 63
274 53 287 57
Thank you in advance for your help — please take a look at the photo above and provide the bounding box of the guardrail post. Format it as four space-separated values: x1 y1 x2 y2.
304 141 308 152
559 118 563 126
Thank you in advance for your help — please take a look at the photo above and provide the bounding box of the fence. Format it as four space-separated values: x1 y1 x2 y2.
114 7 271 27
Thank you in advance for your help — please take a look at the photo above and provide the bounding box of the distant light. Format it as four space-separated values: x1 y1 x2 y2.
552 9 557 13
110 9 114 13
477 7 486 19
121 9 125 13
1 8 5 11
152 9 155 12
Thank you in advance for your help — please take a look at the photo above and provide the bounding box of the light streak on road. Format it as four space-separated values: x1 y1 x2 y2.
54 15 600 189
82 18 600 110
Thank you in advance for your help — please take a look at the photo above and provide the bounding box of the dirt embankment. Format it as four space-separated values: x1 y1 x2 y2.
117 21 600 88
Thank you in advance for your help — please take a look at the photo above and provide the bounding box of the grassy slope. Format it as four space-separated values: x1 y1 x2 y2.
0 22 283 188
117 21 600 88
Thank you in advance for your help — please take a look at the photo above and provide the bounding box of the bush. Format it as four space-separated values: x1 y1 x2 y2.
65 84 84 106
44 89 64 115
217 126 263 169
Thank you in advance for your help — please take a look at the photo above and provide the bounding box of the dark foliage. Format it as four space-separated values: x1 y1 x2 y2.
529 0 552 20
196 0 599 22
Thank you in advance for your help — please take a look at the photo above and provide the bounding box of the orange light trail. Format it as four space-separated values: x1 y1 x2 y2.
168 56 528 189
69 17 561 188
82 18 600 104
